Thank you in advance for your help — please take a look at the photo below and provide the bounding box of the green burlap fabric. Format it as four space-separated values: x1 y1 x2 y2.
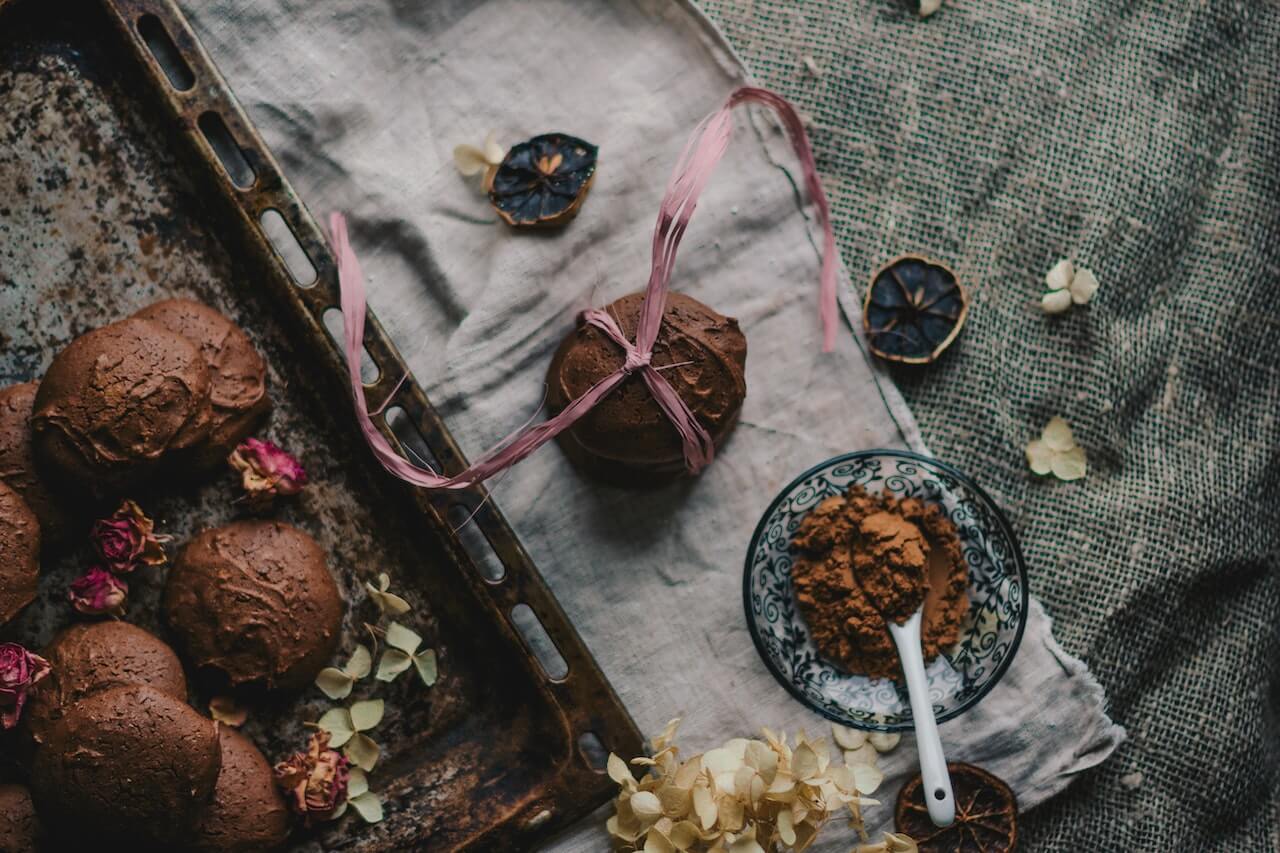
696 0 1280 849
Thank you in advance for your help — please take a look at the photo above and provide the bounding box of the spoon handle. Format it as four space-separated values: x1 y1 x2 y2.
888 610 955 827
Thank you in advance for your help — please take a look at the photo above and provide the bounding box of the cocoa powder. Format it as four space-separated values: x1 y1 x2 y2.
791 487 968 680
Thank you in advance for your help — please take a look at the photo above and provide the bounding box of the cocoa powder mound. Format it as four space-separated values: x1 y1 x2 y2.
791 487 968 680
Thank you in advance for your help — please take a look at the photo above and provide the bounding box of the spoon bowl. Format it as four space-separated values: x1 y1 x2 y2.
743 450 1029 731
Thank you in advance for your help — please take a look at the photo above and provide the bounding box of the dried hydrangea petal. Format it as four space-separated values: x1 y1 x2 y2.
348 767 369 798
1070 267 1100 304
693 784 717 829
843 742 878 767
1052 446 1088 481
631 790 663 820
1040 288 1073 314
414 649 438 686
831 724 867 751
375 649 413 682
852 763 884 795
348 791 384 823
316 667 356 699
346 644 373 679
1041 417 1076 451
453 144 490 177
1045 258 1074 292
317 708 355 747
345 733 380 771
608 754 634 788
1025 439 1054 475
349 698 385 731
367 573 412 617
868 732 901 753
384 622 423 654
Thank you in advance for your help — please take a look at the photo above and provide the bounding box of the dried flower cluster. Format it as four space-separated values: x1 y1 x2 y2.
229 437 307 502
1040 258 1099 314
68 500 169 617
453 132 506 192
0 642 50 730
605 719 880 852
296 574 438 825
1025 417 1087 481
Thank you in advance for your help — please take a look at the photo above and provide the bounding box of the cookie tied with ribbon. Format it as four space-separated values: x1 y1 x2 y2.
330 85 837 490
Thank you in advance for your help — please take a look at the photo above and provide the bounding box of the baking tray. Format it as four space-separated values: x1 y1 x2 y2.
0 0 642 848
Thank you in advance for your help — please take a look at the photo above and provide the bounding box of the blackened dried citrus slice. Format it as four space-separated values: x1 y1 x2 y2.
863 255 968 364
895 762 1018 852
488 133 598 227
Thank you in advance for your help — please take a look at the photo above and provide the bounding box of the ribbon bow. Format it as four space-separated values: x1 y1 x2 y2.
331 86 837 490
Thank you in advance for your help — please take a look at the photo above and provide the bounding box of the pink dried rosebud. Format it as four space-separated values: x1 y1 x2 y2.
89 499 170 574
0 643 51 730
229 438 308 500
274 731 350 825
68 567 128 617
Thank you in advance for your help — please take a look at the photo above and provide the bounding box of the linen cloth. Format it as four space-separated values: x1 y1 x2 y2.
183 1 1122 848
695 1 1280 849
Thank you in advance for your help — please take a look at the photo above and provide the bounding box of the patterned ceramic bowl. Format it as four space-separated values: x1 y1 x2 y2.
743 450 1028 731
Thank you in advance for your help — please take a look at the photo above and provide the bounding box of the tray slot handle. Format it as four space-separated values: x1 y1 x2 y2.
260 208 318 287
447 504 507 582
576 731 609 771
510 602 569 680
136 13 194 91
197 111 257 188
320 306 380 384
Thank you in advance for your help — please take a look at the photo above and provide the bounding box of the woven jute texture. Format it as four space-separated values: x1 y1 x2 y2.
695 0 1280 849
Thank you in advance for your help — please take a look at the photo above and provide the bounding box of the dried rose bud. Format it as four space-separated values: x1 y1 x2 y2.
229 438 307 500
89 499 169 574
274 731 350 825
0 643 51 730
68 567 128 617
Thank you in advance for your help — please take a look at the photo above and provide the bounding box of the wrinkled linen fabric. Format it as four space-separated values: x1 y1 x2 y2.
184 0 1122 848
696 0 1280 849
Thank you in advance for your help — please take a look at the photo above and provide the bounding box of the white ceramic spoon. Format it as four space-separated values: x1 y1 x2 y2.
887 608 955 827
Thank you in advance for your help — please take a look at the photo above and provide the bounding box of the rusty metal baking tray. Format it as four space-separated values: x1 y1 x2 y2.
0 0 642 848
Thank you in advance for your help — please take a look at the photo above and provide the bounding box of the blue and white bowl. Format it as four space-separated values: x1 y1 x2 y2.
743 450 1029 732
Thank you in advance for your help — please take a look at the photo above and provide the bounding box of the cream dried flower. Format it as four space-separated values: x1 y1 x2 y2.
605 720 877 852
453 131 505 192
917 0 942 17
1040 258 1099 314
375 622 438 688
315 644 373 700
341 767 384 824
1025 416 1087 481
316 699 385 772
366 573 411 618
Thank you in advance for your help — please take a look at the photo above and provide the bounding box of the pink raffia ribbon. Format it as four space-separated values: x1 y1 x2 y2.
329 85 837 490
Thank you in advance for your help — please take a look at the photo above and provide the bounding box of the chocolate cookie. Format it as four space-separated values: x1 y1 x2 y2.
25 621 187 746
0 382 73 543
31 317 213 499
163 521 344 690
31 684 221 848
0 481 39 626
192 727 292 852
0 784 42 853
547 292 747 483
133 299 270 468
